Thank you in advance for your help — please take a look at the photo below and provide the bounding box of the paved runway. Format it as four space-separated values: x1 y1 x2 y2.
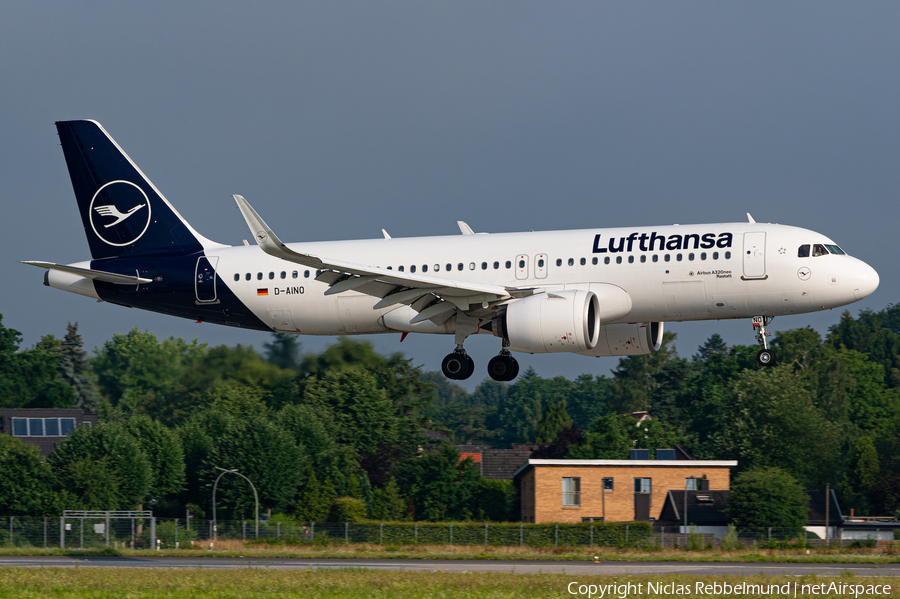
1 556 899 576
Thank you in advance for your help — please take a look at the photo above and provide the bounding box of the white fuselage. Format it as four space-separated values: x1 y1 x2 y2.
212 221 878 341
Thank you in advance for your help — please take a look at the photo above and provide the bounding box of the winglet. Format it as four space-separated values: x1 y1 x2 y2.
233 195 323 266
457 221 475 235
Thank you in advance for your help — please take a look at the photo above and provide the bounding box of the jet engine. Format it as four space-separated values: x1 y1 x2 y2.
577 322 664 357
492 290 600 353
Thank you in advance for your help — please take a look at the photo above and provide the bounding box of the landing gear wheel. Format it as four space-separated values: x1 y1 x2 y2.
441 353 468 380
488 355 512 381
757 348 777 367
463 355 475 380
487 354 520 382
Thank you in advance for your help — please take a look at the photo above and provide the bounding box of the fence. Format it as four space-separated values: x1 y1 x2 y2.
2 518 897 550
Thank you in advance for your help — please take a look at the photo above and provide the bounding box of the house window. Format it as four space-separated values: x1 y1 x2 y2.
634 478 651 494
603 477 614 491
562 477 581 507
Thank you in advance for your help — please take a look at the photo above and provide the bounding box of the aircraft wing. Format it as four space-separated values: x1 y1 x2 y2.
234 195 530 325
22 261 153 285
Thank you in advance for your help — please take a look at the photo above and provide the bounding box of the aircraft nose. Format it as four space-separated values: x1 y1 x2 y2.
853 260 879 301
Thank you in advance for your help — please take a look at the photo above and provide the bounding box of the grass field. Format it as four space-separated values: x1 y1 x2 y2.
0 569 897 599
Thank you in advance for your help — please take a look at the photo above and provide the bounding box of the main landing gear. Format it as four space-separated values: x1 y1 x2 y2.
753 315 777 367
441 347 475 381
487 349 519 382
440 347 520 381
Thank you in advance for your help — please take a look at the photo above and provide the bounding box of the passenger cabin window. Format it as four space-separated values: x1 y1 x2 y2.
518 259 525 268
280 271 286 279
234 274 239 281
616 256 622 264
604 257 610 264
458 263 464 271
398 266 404 272
568 258 574 266
652 255 658 263
505 261 512 269
556 259 562 267
482 262 488 270
628 256 634 263
446 264 452 272
304 270 310 278
269 272 275 279
245 273 251 281
592 257 598 265
410 265 416 273
493 261 499 269
469 262 475 270
725 251 731 259
580 258 586 265
257 272 263 280
798 244 810 258
640 255 646 263
292 271 298 279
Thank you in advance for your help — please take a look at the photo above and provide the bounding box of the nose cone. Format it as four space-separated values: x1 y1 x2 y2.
853 260 879 300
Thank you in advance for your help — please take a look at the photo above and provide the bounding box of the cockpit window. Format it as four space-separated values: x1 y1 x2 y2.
798 245 810 258
812 244 828 257
825 244 845 255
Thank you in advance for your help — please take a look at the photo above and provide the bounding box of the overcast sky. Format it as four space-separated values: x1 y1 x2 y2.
1 2 897 387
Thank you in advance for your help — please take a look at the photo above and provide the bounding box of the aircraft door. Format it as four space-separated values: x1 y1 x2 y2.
534 254 548 279
742 232 767 279
515 255 529 280
195 256 218 303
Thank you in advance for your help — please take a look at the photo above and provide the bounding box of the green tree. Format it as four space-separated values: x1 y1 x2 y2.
708 366 840 487
52 458 121 511
471 479 517 522
124 415 186 499
370 477 407 521
302 369 397 454
295 471 334 522
399 443 480 521
58 322 99 411
0 315 75 409
0 435 57 515
329 497 367 522
842 437 880 515
727 466 808 529
536 400 572 443
201 416 308 516
48 422 152 508
263 333 301 370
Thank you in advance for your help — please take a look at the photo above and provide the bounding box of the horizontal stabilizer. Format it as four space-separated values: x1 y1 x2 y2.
22 261 152 285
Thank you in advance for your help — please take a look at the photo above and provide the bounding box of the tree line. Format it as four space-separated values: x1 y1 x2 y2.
2 303 900 522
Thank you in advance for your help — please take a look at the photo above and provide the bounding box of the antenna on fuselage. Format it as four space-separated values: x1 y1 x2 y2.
747 213 756 223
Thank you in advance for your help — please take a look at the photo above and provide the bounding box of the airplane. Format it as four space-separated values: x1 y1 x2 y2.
24 120 880 381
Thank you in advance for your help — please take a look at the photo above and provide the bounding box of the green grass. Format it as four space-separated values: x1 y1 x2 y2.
0 570 898 599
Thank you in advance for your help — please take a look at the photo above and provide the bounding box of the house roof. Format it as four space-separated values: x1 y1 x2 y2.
657 490 730 525
512 459 738 479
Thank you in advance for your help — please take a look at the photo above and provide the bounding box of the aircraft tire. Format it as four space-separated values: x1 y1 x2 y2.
442 353 468 380
488 355 513 382
757 348 777 367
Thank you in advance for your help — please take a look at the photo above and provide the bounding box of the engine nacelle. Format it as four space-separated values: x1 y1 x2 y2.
577 322 664 357
494 290 600 353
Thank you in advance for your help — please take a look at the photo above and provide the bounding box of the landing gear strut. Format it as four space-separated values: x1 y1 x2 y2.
442 347 475 380
488 349 519 382
753 316 776 367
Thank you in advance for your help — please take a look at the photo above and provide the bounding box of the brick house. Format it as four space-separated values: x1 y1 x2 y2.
514 458 737 523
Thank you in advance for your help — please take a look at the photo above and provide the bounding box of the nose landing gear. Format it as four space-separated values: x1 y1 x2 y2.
488 349 519 382
753 316 777 367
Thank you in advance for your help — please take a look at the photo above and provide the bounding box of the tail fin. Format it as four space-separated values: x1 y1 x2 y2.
56 120 220 260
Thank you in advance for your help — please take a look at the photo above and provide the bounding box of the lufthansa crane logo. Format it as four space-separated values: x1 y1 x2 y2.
89 181 152 246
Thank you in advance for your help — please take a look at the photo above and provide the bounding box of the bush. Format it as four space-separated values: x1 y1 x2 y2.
728 466 808 529
330 497 367 522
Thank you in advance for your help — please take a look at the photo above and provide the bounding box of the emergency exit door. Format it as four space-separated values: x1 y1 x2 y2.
742 232 767 279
